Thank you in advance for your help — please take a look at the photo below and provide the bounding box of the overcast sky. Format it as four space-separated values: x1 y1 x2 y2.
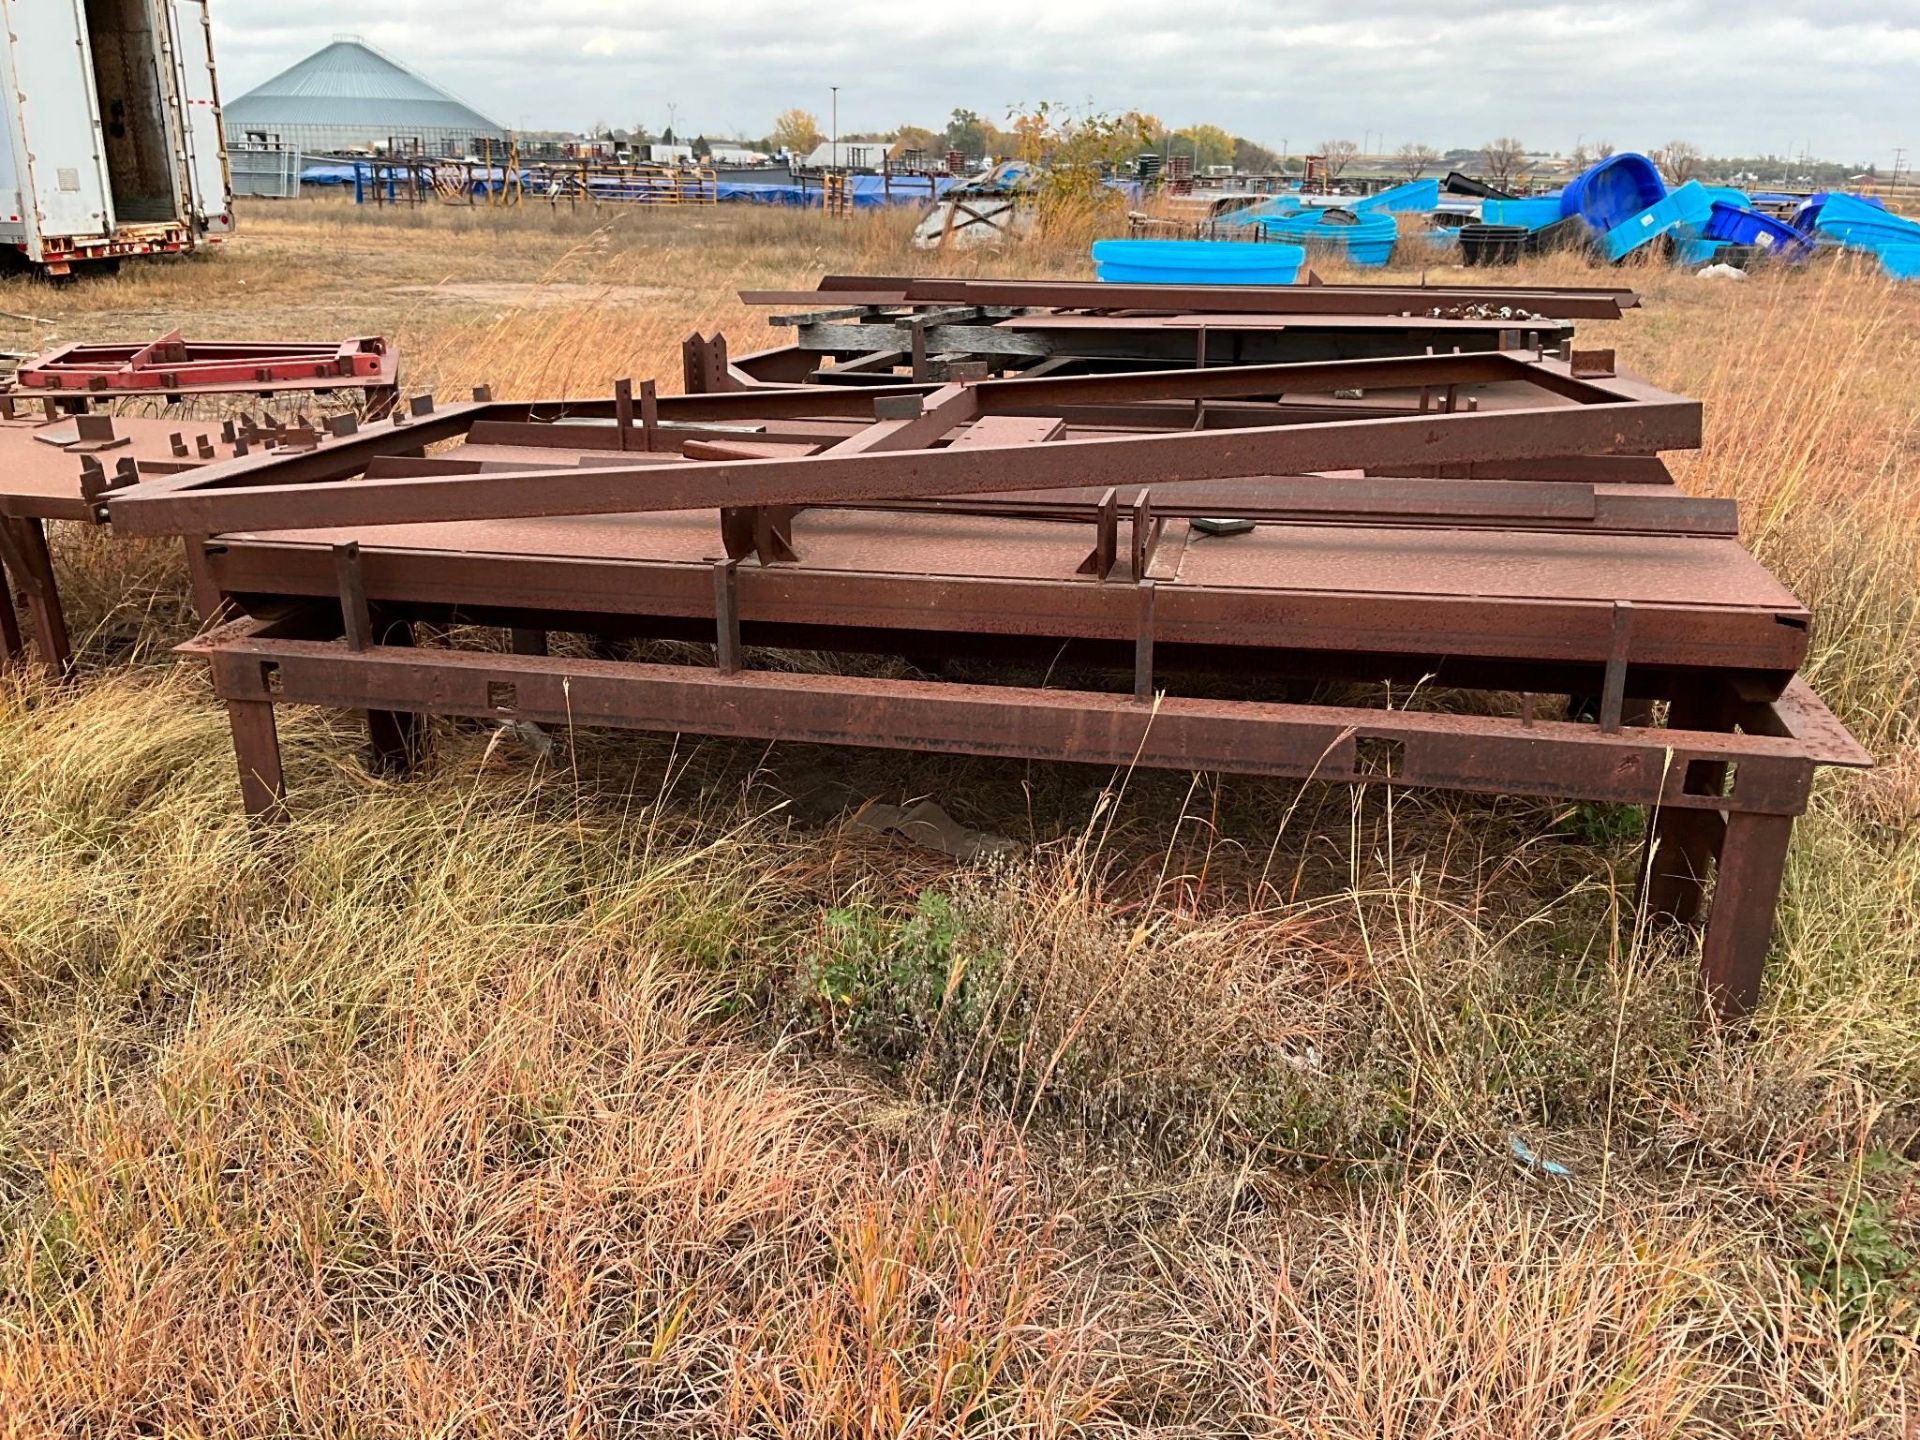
210 1 1916 165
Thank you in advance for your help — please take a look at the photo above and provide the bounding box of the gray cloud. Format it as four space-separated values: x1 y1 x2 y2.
210 1 1917 162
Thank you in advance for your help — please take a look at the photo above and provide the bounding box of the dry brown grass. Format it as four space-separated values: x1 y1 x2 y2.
1 200 1917 1436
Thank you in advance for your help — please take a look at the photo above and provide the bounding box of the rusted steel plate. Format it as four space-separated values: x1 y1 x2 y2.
199 518 1809 675
1 415 237 520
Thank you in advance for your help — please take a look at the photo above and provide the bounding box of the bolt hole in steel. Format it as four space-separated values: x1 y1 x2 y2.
1684 758 1737 797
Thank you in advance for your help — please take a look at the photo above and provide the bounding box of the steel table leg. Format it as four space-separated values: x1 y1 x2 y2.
1699 810 1793 1021
0 558 24 670
0 517 73 674
227 699 287 822
1641 683 1734 925
1643 807 1724 924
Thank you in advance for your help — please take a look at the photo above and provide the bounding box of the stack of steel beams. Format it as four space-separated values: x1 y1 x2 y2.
725 274 1640 385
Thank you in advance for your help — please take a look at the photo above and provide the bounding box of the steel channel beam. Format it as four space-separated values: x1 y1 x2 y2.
110 393 1699 535
196 633 1821 814
799 275 1641 319
107 353 1695 535
788 320 1545 365
199 542 1808 674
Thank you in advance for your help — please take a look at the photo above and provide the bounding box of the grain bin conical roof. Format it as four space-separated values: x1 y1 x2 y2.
224 38 504 141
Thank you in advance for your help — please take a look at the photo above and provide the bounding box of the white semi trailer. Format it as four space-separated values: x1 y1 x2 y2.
0 0 232 274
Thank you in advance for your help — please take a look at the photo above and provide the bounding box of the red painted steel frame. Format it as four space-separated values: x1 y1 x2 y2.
12 334 398 399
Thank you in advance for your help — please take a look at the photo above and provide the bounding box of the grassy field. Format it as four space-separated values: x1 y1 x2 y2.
1 197 1917 1436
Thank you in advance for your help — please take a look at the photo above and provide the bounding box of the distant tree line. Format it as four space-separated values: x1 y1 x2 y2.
576 112 1885 188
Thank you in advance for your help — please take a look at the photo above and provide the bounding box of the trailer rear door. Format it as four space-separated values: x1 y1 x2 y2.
0 0 114 238
165 0 229 231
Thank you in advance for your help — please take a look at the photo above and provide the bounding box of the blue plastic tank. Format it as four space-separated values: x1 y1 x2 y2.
1700 202 1815 260
1253 209 1399 267
1879 245 1920 281
1561 153 1667 233
1351 177 1439 214
1480 196 1566 230
1793 191 1887 233
1600 181 1715 261
1091 239 1307 285
1810 192 1920 254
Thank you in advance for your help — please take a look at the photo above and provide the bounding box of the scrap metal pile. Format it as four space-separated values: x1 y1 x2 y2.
1 286 1868 1021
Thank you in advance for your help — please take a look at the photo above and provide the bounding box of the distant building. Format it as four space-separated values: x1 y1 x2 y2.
800 140 890 170
223 38 506 156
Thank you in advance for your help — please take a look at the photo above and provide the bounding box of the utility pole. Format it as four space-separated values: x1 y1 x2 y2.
831 85 839 169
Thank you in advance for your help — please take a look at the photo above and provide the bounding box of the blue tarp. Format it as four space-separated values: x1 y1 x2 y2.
715 174 958 207
311 160 956 208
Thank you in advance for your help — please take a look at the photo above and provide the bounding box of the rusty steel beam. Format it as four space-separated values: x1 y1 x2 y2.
194 531 1807 676
793 274 1643 319
109 401 1697 535
192 627 1848 814
183 619 1867 1021
108 355 1699 536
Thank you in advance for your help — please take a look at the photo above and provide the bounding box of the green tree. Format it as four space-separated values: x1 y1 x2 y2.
943 108 1007 159
1233 136 1284 173
1171 123 1234 171
1006 102 1154 231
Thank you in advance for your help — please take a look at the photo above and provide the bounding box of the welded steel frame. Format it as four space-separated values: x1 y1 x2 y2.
741 311 1577 383
133 349 1868 1020
106 352 1702 538
10 334 400 413
186 603 1866 1022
